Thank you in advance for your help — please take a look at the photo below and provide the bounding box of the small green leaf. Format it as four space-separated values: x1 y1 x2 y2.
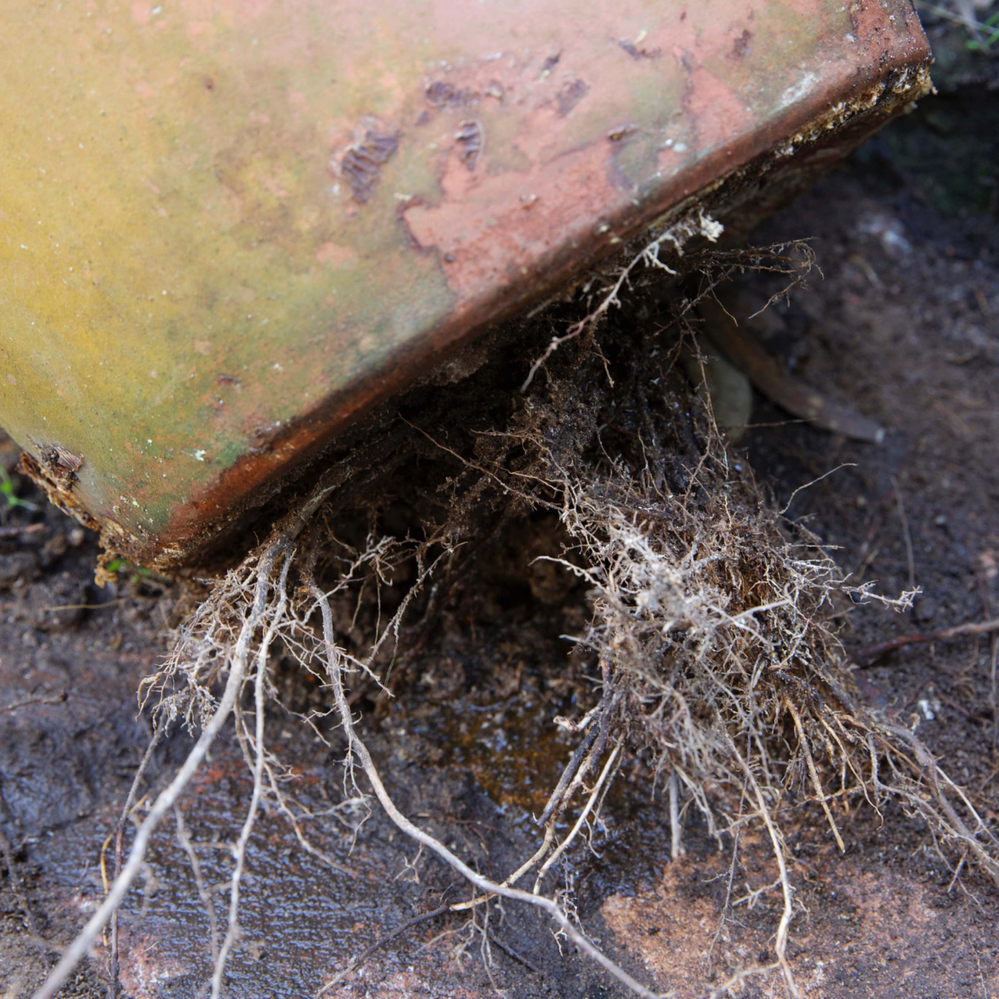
0 465 37 512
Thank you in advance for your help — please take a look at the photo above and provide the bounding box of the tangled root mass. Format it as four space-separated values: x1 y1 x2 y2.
34 232 999 999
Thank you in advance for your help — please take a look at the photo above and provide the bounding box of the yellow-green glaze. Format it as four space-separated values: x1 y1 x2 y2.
0 0 930 565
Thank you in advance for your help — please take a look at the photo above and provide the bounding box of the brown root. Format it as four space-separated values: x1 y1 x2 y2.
32 235 999 999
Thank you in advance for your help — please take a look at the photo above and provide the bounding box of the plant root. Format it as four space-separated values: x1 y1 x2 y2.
31 239 999 999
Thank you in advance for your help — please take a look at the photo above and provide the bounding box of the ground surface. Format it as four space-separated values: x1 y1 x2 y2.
3 18 999 999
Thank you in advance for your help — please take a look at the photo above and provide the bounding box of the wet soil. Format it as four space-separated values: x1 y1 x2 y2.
3 28 999 999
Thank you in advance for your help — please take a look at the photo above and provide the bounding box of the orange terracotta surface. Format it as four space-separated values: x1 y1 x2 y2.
0 0 931 566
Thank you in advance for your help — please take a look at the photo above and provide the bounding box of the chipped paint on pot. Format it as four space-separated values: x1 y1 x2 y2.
0 0 932 567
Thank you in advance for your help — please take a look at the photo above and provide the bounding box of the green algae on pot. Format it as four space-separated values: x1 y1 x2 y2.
0 0 931 570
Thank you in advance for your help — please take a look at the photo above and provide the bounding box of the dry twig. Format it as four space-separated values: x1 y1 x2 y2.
857 617 999 664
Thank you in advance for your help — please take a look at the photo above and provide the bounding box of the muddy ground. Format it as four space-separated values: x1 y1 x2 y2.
3 17 999 999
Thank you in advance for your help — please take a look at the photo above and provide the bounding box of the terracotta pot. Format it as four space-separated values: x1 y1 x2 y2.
0 0 931 568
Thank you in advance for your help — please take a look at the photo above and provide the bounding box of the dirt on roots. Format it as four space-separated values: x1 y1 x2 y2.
3 26 999 999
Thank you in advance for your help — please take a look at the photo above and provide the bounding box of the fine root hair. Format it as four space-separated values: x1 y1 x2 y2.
33 230 999 999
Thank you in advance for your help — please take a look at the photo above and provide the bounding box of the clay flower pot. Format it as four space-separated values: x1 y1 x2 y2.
0 0 930 569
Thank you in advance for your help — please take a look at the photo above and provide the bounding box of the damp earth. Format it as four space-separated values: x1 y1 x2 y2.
3 20 999 999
